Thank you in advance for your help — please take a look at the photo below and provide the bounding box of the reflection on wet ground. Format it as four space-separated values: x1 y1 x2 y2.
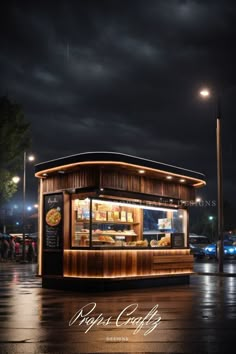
194 258 236 274
0 261 236 353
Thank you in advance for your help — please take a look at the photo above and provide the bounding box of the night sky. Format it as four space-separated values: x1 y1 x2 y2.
1 0 236 209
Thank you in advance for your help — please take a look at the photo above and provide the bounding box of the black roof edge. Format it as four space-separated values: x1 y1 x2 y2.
35 151 205 181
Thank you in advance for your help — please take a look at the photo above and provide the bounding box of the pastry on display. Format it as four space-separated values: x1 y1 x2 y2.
98 235 115 243
157 234 171 247
136 239 148 247
124 241 137 247
150 239 158 247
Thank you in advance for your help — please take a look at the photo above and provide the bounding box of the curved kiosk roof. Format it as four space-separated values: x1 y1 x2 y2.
35 151 205 187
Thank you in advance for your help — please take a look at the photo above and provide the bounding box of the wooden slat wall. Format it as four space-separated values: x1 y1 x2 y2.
101 168 195 201
42 166 195 201
63 249 194 278
42 167 99 193
63 193 70 249
101 170 141 192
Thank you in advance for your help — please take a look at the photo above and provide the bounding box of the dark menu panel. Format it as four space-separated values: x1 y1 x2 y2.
43 194 63 249
171 233 185 248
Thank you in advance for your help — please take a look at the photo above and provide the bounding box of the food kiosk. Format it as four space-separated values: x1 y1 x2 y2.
35 152 206 290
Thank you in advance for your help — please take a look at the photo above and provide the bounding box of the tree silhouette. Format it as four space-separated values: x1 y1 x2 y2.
0 96 30 205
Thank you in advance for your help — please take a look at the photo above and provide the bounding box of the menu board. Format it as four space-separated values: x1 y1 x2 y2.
43 193 63 249
171 233 185 248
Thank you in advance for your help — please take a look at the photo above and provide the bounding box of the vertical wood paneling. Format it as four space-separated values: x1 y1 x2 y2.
100 168 195 201
63 250 194 277
63 193 70 249
42 167 99 193
42 166 195 201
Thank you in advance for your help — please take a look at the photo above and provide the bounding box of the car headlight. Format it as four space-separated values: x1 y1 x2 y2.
206 247 214 252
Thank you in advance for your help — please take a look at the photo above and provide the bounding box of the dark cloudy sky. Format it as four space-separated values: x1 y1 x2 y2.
1 0 236 207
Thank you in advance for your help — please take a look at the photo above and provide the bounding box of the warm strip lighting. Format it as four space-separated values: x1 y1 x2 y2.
64 249 190 253
180 179 185 183
63 271 193 278
92 198 178 212
65 249 190 253
166 176 173 180
35 160 206 187
138 169 145 174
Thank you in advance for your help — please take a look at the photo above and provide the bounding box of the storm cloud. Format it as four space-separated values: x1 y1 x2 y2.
1 0 236 204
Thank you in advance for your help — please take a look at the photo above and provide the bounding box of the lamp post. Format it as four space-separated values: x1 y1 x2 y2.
200 89 224 273
208 216 214 242
21 152 35 263
216 97 224 273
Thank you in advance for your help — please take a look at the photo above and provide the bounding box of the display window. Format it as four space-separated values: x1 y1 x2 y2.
71 197 187 248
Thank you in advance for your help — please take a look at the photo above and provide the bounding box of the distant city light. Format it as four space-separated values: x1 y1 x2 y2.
209 216 214 221
34 204 39 208
16 221 20 225
27 206 32 211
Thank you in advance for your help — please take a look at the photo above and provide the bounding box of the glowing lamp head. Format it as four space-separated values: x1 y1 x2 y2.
28 155 35 162
12 176 20 184
200 89 210 98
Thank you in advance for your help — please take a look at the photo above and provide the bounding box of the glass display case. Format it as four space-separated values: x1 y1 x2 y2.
71 197 187 249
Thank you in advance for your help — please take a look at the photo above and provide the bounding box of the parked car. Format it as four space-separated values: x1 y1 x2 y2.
189 234 210 259
189 234 210 246
228 235 236 245
204 240 236 259
189 243 205 258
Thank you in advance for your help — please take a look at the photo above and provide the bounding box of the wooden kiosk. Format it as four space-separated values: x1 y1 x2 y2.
35 152 206 291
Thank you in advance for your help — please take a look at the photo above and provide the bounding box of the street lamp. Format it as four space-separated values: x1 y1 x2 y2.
22 152 35 263
12 176 20 184
200 89 210 97
200 88 224 273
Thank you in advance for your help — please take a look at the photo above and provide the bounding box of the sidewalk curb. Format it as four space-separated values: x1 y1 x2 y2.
194 272 236 277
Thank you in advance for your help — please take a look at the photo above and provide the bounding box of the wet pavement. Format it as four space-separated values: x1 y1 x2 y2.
0 261 236 353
